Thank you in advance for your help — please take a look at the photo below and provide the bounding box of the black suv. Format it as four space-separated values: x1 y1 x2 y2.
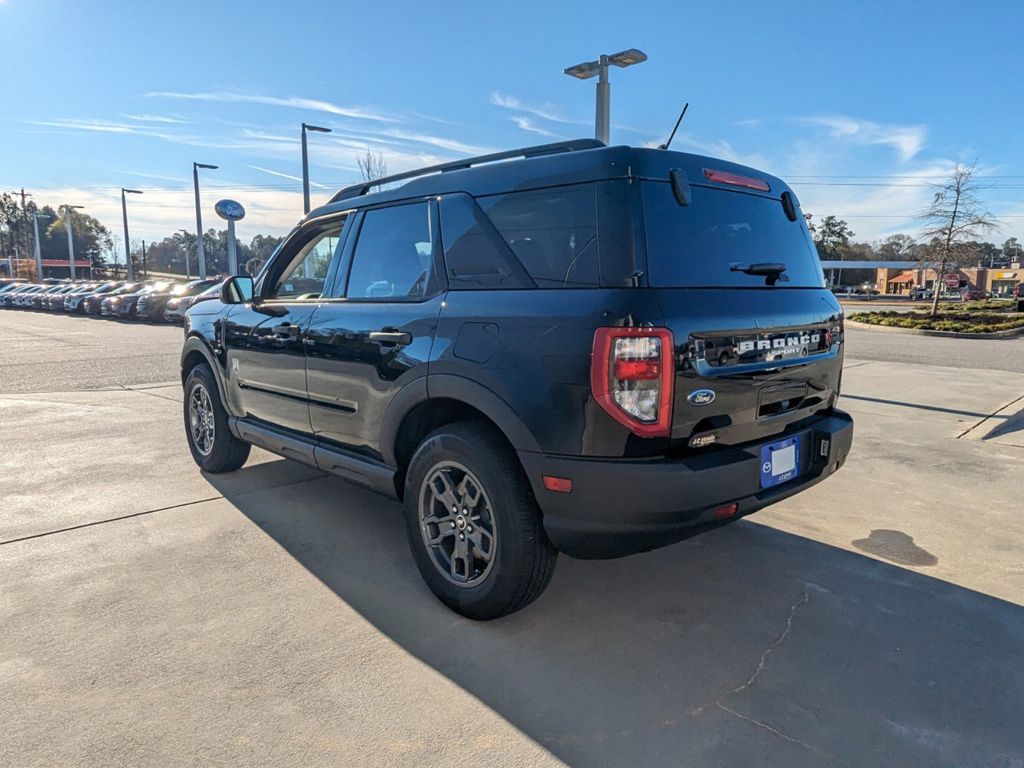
180 140 853 619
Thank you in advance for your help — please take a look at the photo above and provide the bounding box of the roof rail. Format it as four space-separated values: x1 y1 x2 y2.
328 138 606 204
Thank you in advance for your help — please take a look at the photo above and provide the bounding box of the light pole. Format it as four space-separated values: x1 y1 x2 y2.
31 211 51 281
121 188 143 280
193 162 218 280
301 122 332 215
61 204 84 279
563 48 647 145
178 228 192 279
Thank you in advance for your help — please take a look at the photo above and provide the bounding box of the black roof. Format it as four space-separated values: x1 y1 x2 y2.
308 139 794 220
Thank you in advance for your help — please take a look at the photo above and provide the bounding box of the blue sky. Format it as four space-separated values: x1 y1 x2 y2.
2 0 1022 253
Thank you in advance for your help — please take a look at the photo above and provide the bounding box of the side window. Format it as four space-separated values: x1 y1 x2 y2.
271 224 345 299
439 194 532 290
345 203 435 300
478 183 600 288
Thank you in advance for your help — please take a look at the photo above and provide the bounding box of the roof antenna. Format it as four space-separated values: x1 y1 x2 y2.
658 102 689 150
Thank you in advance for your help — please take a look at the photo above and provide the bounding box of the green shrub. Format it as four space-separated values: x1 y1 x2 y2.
849 309 1024 333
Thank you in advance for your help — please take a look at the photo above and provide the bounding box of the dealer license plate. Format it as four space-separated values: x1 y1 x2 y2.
760 436 801 489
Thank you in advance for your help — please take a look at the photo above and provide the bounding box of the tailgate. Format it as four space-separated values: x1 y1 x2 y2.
653 288 844 447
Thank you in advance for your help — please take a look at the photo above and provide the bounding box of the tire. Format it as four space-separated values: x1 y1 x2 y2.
403 421 557 620
183 363 251 473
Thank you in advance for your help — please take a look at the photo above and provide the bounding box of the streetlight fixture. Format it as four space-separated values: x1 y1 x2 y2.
192 162 218 280
120 188 143 281
563 48 647 145
61 204 85 280
301 122 332 215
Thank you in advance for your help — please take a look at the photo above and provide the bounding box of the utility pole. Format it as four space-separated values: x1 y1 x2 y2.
19 189 30 268
62 204 84 280
31 211 50 280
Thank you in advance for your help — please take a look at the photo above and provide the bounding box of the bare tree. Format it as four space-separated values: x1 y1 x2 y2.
918 162 999 316
356 149 388 182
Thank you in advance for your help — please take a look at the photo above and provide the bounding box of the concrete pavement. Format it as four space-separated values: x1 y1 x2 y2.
1 312 1023 767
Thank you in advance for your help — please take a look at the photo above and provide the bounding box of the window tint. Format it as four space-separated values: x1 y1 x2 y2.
642 183 825 288
272 225 344 299
478 184 599 288
345 203 435 300
439 194 532 290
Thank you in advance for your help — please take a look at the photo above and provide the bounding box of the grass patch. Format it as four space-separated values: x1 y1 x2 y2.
849 310 1024 333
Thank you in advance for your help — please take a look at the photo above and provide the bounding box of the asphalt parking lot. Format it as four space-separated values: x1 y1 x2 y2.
2 311 1023 767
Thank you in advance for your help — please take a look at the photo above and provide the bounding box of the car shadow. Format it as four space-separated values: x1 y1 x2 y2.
206 461 1024 767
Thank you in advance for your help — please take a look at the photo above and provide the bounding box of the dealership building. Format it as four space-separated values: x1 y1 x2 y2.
820 260 1022 297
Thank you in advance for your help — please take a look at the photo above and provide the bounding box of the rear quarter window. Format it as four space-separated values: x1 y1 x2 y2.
642 182 824 288
478 184 600 288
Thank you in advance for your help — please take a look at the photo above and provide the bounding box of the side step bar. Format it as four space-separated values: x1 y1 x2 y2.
229 417 398 499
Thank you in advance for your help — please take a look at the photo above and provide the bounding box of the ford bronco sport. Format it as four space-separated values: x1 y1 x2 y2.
180 139 853 620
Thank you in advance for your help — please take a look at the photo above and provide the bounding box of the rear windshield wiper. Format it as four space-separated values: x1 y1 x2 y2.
729 262 789 286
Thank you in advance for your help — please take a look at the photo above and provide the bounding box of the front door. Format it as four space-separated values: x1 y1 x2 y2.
305 201 443 460
223 218 348 435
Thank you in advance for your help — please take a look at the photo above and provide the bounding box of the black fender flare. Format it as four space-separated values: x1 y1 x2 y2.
379 374 541 467
180 334 239 418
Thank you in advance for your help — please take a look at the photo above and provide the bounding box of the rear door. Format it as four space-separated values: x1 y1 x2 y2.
304 200 443 461
222 216 349 437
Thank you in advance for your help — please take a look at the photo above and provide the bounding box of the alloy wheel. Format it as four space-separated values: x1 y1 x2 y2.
188 383 215 456
419 461 498 588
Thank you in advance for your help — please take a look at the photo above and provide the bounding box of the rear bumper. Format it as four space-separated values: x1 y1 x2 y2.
518 409 853 558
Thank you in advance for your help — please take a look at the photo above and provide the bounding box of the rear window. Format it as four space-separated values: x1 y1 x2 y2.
642 182 824 288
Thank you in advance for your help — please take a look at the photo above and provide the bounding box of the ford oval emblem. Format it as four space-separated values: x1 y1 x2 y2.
688 389 716 407
214 199 246 221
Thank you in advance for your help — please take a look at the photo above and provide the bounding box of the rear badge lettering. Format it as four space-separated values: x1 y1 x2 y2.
688 389 716 406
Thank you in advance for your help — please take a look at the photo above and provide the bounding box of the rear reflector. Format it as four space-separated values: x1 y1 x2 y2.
542 475 573 493
713 503 738 519
702 168 770 192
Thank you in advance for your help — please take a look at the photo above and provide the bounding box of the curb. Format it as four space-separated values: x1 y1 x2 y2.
845 319 1024 339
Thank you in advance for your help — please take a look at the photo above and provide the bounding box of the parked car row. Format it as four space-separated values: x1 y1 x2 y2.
0 277 224 322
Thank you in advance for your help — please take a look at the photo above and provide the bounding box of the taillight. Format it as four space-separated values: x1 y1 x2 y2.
591 327 674 437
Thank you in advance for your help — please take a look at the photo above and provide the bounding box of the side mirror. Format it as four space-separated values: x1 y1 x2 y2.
220 275 254 304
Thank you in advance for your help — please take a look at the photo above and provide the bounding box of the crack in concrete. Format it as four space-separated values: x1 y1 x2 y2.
0 474 325 547
716 701 825 756
724 583 810 698
956 393 1024 439
118 383 182 404
693 583 827 757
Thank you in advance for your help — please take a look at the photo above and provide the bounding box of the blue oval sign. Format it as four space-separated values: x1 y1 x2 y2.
687 389 716 407
215 199 246 221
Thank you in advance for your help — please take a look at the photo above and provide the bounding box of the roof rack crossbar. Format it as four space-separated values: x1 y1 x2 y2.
328 138 605 203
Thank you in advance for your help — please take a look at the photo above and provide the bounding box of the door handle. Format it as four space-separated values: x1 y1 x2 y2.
272 322 299 338
369 329 412 346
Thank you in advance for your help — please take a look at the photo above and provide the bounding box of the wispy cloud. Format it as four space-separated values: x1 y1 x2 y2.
147 90 400 123
733 118 763 128
490 91 583 125
377 128 492 156
27 118 140 134
803 115 927 162
248 164 328 188
123 113 191 124
508 116 563 138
